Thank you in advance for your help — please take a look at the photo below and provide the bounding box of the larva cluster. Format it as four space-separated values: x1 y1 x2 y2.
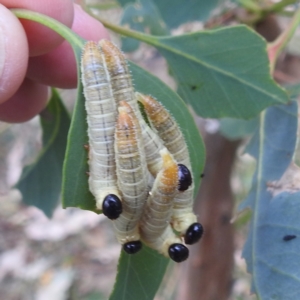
81 39 203 262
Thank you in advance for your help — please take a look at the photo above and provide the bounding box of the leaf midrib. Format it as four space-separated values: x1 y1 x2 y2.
152 37 286 103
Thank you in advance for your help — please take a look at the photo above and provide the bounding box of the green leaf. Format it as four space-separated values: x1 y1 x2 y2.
152 0 222 28
240 100 300 299
101 22 289 119
121 0 169 52
110 247 169 300
118 0 223 29
285 82 300 98
62 76 96 212
219 117 259 140
16 89 70 217
117 0 133 6
153 25 289 119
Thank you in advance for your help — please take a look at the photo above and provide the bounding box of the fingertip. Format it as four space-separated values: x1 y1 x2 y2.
0 78 49 123
0 4 28 105
2 0 74 56
73 4 110 41
26 4 110 88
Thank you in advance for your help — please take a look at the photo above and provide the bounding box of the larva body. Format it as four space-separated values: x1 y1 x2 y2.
140 149 189 262
139 94 203 244
99 40 164 175
113 102 149 253
81 41 122 218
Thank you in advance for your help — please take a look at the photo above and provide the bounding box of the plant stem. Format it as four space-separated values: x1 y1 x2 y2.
85 7 159 46
238 0 262 13
267 8 300 73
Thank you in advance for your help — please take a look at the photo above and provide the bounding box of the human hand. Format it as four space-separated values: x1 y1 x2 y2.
0 0 109 123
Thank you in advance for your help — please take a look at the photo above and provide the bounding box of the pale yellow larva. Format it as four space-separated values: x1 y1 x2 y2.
113 101 149 254
99 40 165 176
140 148 189 262
81 41 122 220
138 93 203 245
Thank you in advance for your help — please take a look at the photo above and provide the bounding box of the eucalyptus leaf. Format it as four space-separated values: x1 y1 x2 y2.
219 117 259 140
240 101 299 299
152 25 289 119
152 0 222 28
121 0 169 52
118 0 223 29
117 0 133 6
110 246 169 300
16 90 70 217
285 82 300 98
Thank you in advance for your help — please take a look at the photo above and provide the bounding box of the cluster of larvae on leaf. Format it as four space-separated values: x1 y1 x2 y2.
81 40 203 263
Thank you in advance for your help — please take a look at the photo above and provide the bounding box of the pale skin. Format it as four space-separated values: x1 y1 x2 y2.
0 0 109 123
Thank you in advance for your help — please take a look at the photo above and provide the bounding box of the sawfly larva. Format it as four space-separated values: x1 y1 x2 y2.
140 148 189 262
99 40 165 175
113 101 149 254
138 93 203 245
81 41 122 220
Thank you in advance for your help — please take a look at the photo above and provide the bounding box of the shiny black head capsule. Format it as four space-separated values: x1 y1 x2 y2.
102 194 122 220
178 164 192 191
168 243 189 263
184 223 204 245
123 241 142 254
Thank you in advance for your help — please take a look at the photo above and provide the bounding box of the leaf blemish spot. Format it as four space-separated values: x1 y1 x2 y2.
283 235 297 242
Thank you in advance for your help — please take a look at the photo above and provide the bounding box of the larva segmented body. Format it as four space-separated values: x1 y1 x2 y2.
113 102 149 253
99 40 164 175
138 94 203 244
81 41 121 217
140 148 189 262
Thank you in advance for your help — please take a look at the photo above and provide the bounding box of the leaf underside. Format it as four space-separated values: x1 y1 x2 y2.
240 101 300 299
154 26 289 119
17 90 70 217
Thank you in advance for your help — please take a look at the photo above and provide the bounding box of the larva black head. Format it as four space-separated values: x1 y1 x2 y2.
123 241 142 254
102 194 122 220
178 164 192 191
184 223 204 245
168 244 189 263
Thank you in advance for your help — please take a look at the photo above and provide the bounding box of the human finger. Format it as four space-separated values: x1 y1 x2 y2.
0 0 74 56
26 4 110 88
0 78 49 123
0 4 28 105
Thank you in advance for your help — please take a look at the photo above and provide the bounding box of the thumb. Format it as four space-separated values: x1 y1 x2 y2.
0 4 28 104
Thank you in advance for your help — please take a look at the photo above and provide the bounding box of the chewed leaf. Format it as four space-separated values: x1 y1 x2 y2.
240 101 299 299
